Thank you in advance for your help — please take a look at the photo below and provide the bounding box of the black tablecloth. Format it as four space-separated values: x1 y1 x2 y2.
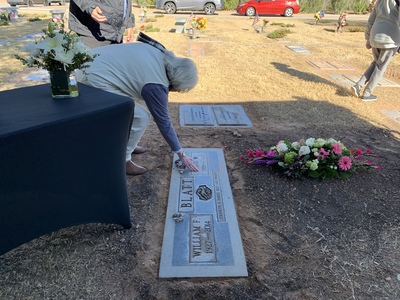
0 83 134 255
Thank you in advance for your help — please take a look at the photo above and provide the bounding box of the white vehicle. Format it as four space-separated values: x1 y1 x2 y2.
156 0 224 14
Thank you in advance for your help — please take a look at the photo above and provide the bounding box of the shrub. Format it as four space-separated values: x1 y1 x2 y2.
267 28 291 39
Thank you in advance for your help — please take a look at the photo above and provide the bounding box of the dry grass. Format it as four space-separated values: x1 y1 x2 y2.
1 8 400 300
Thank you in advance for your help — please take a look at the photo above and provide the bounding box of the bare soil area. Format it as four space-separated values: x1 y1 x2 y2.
0 7 399 300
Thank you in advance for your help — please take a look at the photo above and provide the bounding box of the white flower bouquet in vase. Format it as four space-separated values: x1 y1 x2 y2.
15 22 97 98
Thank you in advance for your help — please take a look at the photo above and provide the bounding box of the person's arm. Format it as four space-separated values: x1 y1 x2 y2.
125 0 135 42
70 0 107 23
365 4 377 49
141 84 198 172
70 0 98 15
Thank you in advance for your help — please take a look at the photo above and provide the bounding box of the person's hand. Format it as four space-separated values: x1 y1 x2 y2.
126 27 135 43
91 6 107 23
178 151 199 172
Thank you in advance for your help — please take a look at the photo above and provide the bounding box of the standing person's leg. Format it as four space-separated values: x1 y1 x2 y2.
352 61 375 97
362 47 397 99
126 102 150 175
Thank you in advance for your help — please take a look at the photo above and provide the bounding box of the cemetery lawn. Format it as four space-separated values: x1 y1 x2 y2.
1 7 399 300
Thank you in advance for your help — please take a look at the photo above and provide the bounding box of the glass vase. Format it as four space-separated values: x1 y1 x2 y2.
49 70 79 99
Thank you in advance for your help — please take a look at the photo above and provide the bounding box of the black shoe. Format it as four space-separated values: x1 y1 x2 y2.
361 94 377 102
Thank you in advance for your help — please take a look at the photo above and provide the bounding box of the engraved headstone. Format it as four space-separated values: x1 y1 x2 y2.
174 17 187 33
180 105 252 128
159 148 248 278
286 45 311 54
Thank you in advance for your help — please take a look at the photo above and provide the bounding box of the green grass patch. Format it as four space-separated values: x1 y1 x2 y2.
270 22 295 27
137 24 160 33
145 18 157 22
267 28 291 39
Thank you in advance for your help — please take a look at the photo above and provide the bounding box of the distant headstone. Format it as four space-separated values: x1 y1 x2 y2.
159 148 248 278
50 10 66 21
380 110 400 123
15 32 44 41
24 69 49 82
180 105 252 128
307 60 354 70
286 45 311 54
174 17 187 33
187 43 205 57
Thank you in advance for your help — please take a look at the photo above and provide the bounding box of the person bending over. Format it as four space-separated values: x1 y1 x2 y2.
79 42 199 175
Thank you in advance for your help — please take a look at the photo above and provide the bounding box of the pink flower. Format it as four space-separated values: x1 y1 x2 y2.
247 151 254 158
255 150 264 157
338 156 352 171
365 149 372 154
332 143 342 155
317 148 329 160
351 148 363 156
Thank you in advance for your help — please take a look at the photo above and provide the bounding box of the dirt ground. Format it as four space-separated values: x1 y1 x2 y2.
0 5 399 300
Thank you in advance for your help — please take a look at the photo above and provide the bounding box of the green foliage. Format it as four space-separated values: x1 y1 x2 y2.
299 0 370 13
145 17 157 22
137 24 160 32
267 28 291 39
223 0 240 10
298 0 328 13
270 22 295 27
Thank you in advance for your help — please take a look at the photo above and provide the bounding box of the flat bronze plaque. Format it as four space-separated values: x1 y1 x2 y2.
286 45 311 54
159 148 248 278
180 105 252 128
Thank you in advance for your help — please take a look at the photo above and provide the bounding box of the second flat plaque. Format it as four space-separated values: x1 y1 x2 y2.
180 105 252 128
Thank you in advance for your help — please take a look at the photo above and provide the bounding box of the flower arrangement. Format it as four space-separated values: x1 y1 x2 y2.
314 10 325 24
191 16 207 30
241 138 380 179
263 19 269 27
0 9 15 25
15 22 96 74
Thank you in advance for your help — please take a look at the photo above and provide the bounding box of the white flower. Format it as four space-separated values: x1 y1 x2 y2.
327 138 337 144
72 40 91 55
315 138 326 147
298 146 311 156
276 141 288 155
22 42 39 55
305 138 315 146
35 32 64 54
309 159 319 170
53 49 74 65
291 141 300 150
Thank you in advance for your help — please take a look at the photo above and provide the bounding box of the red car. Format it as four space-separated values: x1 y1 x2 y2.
237 0 300 17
